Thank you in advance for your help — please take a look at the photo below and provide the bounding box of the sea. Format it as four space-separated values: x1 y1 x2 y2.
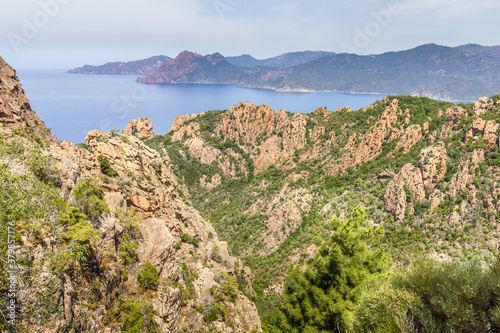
17 69 388 143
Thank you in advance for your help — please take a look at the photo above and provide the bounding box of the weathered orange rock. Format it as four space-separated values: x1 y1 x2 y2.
445 106 467 124
418 142 447 190
395 124 422 153
384 163 425 221
124 117 155 138
0 56 58 144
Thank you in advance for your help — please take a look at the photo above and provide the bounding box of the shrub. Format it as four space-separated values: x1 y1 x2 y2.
72 178 109 220
210 245 223 264
137 261 159 290
59 206 87 226
355 258 500 332
119 234 138 264
212 272 239 302
98 155 118 177
119 300 143 331
181 233 200 247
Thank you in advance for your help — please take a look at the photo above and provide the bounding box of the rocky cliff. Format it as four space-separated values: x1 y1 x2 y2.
0 58 261 332
0 56 58 144
124 117 155 138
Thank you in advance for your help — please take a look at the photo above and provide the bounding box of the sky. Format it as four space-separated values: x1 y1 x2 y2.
1 0 499 69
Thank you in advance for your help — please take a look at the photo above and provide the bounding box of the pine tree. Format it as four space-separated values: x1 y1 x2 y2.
281 207 390 332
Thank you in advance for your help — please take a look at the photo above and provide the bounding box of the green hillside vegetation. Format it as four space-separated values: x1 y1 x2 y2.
145 95 500 330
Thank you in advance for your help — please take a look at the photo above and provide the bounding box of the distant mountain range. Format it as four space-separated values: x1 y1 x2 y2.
69 44 500 101
67 55 172 74
226 51 336 68
67 51 329 74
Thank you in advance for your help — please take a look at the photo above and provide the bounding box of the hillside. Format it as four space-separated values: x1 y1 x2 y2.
136 51 265 85
0 57 261 332
67 55 172 75
139 44 500 101
226 51 336 68
145 94 500 304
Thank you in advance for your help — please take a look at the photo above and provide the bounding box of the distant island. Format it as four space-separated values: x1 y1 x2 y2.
68 44 500 102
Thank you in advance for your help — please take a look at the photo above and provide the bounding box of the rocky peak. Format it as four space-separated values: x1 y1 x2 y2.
0 56 58 144
138 51 237 85
473 96 493 116
124 117 155 138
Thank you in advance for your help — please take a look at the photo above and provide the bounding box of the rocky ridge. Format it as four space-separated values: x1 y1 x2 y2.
148 94 500 289
0 56 58 144
124 117 155 138
0 56 261 332
137 45 500 101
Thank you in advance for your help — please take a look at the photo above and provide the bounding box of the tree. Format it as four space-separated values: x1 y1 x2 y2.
281 207 390 332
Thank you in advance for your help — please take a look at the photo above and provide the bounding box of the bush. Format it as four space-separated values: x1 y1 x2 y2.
181 233 200 247
137 261 159 290
212 272 239 302
98 155 118 177
210 245 223 264
355 258 500 332
119 234 138 264
119 300 143 331
72 178 109 220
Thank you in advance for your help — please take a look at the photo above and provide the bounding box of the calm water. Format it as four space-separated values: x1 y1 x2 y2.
17 69 388 143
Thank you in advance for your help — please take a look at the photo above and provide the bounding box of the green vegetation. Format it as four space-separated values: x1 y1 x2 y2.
181 233 200 247
118 234 138 264
144 95 500 331
72 178 110 220
98 154 118 177
137 261 159 290
264 207 390 332
355 258 500 332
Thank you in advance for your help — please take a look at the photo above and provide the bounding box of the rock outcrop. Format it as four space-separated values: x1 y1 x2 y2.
0 56 58 144
384 163 425 222
47 130 262 332
124 117 155 138
418 142 447 190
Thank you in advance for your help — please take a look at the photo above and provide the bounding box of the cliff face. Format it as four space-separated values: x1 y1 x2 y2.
0 58 261 332
0 56 58 144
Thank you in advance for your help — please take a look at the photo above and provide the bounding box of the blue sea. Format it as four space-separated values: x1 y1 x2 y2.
17 69 388 143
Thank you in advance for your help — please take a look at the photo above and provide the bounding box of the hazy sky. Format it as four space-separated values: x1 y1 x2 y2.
1 0 499 69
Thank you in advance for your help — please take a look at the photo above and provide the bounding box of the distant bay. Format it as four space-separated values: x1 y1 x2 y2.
17 69 387 143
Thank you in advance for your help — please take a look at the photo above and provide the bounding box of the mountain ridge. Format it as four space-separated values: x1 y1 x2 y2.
67 55 172 75
137 44 500 102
